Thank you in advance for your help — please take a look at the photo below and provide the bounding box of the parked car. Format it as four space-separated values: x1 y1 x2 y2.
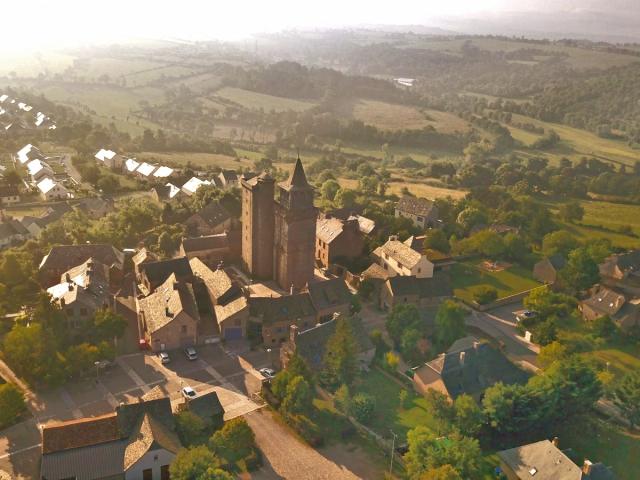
181 386 197 400
259 367 276 379
184 347 198 361
158 352 170 364
516 310 538 323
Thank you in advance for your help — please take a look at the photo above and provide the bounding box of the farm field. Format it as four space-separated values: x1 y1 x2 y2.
215 87 318 112
136 151 250 170
578 200 640 237
558 221 640 250
337 177 467 200
451 260 542 303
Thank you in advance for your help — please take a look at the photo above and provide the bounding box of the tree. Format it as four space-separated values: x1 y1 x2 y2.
93 309 127 343
482 382 538 434
542 231 579 257
454 394 483 436
334 188 357 209
434 300 466 350
320 179 340 201
423 229 450 254
592 315 617 338
0 383 26 429
97 175 119 193
384 351 400 371
334 384 351 414
613 371 640 429
158 231 175 257
64 343 101 378
350 393 375 423
559 202 585 223
2 169 21 186
175 410 207 446
560 247 600 292
400 328 423 364
538 341 568 369
399 389 409 409
423 390 454 433
209 417 256 463
169 446 231 480
281 375 313 416
386 303 421 345
322 317 358 388
523 286 576 320
418 465 463 480
405 427 481 480
472 286 498 305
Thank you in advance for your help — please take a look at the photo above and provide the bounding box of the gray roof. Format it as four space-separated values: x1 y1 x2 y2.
498 440 583 480
307 278 352 311
396 196 435 216
249 293 316 325
386 274 452 299
181 233 229 253
140 256 193 288
41 438 127 480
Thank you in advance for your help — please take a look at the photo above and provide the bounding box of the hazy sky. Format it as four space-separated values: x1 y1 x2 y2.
1 0 638 52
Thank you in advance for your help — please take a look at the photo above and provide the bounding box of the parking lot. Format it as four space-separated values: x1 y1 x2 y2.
0 343 273 478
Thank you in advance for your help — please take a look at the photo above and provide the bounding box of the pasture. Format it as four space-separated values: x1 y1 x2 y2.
136 151 249 170
214 87 318 112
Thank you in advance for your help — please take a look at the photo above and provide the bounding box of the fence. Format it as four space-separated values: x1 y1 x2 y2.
460 286 546 312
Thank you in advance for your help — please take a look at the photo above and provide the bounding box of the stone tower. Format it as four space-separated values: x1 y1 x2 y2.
241 172 275 280
274 158 317 291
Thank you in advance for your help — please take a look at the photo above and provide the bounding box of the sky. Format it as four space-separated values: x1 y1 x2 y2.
1 0 638 53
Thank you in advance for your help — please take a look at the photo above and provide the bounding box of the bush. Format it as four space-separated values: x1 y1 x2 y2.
0 383 26 428
244 449 262 472
350 393 376 424
473 286 498 305
383 351 400 371
289 414 324 447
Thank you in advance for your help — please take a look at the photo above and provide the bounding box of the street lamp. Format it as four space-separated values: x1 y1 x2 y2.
389 429 397 475
266 348 273 368
94 361 101 383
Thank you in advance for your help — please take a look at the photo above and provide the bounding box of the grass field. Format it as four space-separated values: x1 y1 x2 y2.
215 87 318 112
451 260 542 303
337 177 468 201
136 151 250 170
559 221 640 249
579 200 640 237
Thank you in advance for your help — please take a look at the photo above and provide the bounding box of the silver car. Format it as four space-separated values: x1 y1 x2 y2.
158 352 170 364
184 347 198 361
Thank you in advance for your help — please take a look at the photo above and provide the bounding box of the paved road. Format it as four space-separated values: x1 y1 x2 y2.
62 154 93 191
0 344 270 478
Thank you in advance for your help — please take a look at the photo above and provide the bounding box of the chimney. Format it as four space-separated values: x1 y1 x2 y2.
332 312 342 322
459 351 466 366
165 306 171 317
290 283 295 295
389 235 398 242
68 283 74 291
289 324 299 342
173 281 179 290
473 341 480 351
552 437 559 448
583 460 593 475
65 272 71 283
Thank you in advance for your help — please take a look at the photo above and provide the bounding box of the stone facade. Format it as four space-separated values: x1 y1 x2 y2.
241 173 275 280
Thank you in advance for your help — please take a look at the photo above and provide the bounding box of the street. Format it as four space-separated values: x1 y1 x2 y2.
0 344 271 479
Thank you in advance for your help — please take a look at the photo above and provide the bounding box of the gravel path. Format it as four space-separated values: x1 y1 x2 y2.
246 409 362 480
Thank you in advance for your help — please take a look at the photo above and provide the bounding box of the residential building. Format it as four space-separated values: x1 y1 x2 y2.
579 285 640 331
0 218 28 248
218 169 238 187
47 258 113 328
412 337 528 400
124 157 139 173
16 143 45 164
74 196 115 220
151 183 183 202
249 292 316 345
395 196 439 229
533 254 566 284
132 248 157 281
379 273 452 310
95 148 123 170
315 215 367 268
274 158 317 290
599 250 640 295
181 176 211 196
138 256 193 294
0 185 20 204
152 166 174 179
280 313 375 371
186 201 234 236
497 439 616 480
307 278 353 322
37 177 69 201
373 236 434 279
20 204 72 238
179 232 238 267
26 158 54 182
176 390 224 430
40 386 180 480
241 172 275 280
135 162 157 178
138 273 199 351
39 244 125 288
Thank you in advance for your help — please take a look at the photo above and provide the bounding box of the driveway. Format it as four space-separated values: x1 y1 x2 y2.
0 344 271 478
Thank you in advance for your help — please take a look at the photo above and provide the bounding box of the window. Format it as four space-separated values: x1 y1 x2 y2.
143 468 153 480
181 325 187 334
161 465 170 480
417 268 421 274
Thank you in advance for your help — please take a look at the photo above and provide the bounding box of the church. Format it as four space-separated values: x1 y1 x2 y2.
241 157 317 291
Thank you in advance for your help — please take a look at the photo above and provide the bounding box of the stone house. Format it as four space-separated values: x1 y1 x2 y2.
95 148 124 170
138 273 199 352
395 196 439 229
533 254 566 285
132 248 158 281
40 386 180 480
0 185 20 205
218 169 238 187
579 285 640 331
599 250 640 295
185 201 235 236
37 177 69 201
138 256 193 294
27 159 54 182
249 293 317 346
315 215 368 268
379 273 452 310
373 237 434 279
151 183 183 202
307 278 353 322
0 218 28 248
74 196 115 220
179 232 239 268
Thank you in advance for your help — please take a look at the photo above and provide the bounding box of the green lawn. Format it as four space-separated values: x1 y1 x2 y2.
579 200 640 237
451 260 542 303
559 221 640 250
215 87 318 112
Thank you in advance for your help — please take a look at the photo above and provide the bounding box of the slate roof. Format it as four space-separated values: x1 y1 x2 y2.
214 296 249 323
249 293 316 325
374 239 423 268
279 157 310 191
189 202 232 228
47 258 112 310
182 233 229 253
350 215 375 234
138 273 199 333
316 217 344 244
386 274 452 299
581 286 627 317
189 258 236 299
183 390 224 421
307 278 352 311
361 263 391 281
132 248 156 267
139 256 193 288
396 196 435 216
39 244 124 273
498 440 583 480
0 219 27 240
600 250 640 279
0 185 19 197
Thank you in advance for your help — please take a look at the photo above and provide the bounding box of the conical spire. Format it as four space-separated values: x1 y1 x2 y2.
283 155 309 189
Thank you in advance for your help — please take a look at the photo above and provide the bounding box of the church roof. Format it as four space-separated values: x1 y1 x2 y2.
279 157 310 191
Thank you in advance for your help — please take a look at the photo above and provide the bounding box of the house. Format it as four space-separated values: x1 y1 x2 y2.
176 390 224 429
315 216 367 268
39 244 125 288
379 273 452 310
533 254 566 284
179 233 234 267
181 176 211 196
152 166 174 179
249 293 317 345
579 286 640 331
74 196 115 219
124 157 139 173
47 258 113 328
37 178 69 201
40 386 181 480
185 201 234 236
497 439 616 480
280 313 375 371
599 250 640 294
95 148 123 170
134 162 157 179
16 143 45 164
132 248 157 281
0 185 20 204
412 337 528 400
138 273 199 351
403 235 455 271
151 183 183 202
26 158 54 182
373 236 434 279
20 204 72 238
138 256 193 294
0 218 28 248
218 169 238 187
395 196 439 229
307 278 353 322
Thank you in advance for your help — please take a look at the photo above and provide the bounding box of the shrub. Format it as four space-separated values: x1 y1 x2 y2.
289 414 323 447
0 383 26 429
383 351 400 371
473 286 498 305
350 393 376 424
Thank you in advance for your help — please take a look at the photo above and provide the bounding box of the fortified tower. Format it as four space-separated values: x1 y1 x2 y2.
273 158 317 291
241 172 275 279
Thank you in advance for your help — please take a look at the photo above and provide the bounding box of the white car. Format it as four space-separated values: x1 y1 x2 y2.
259 367 276 379
181 386 197 400
158 352 170 364
184 347 198 361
